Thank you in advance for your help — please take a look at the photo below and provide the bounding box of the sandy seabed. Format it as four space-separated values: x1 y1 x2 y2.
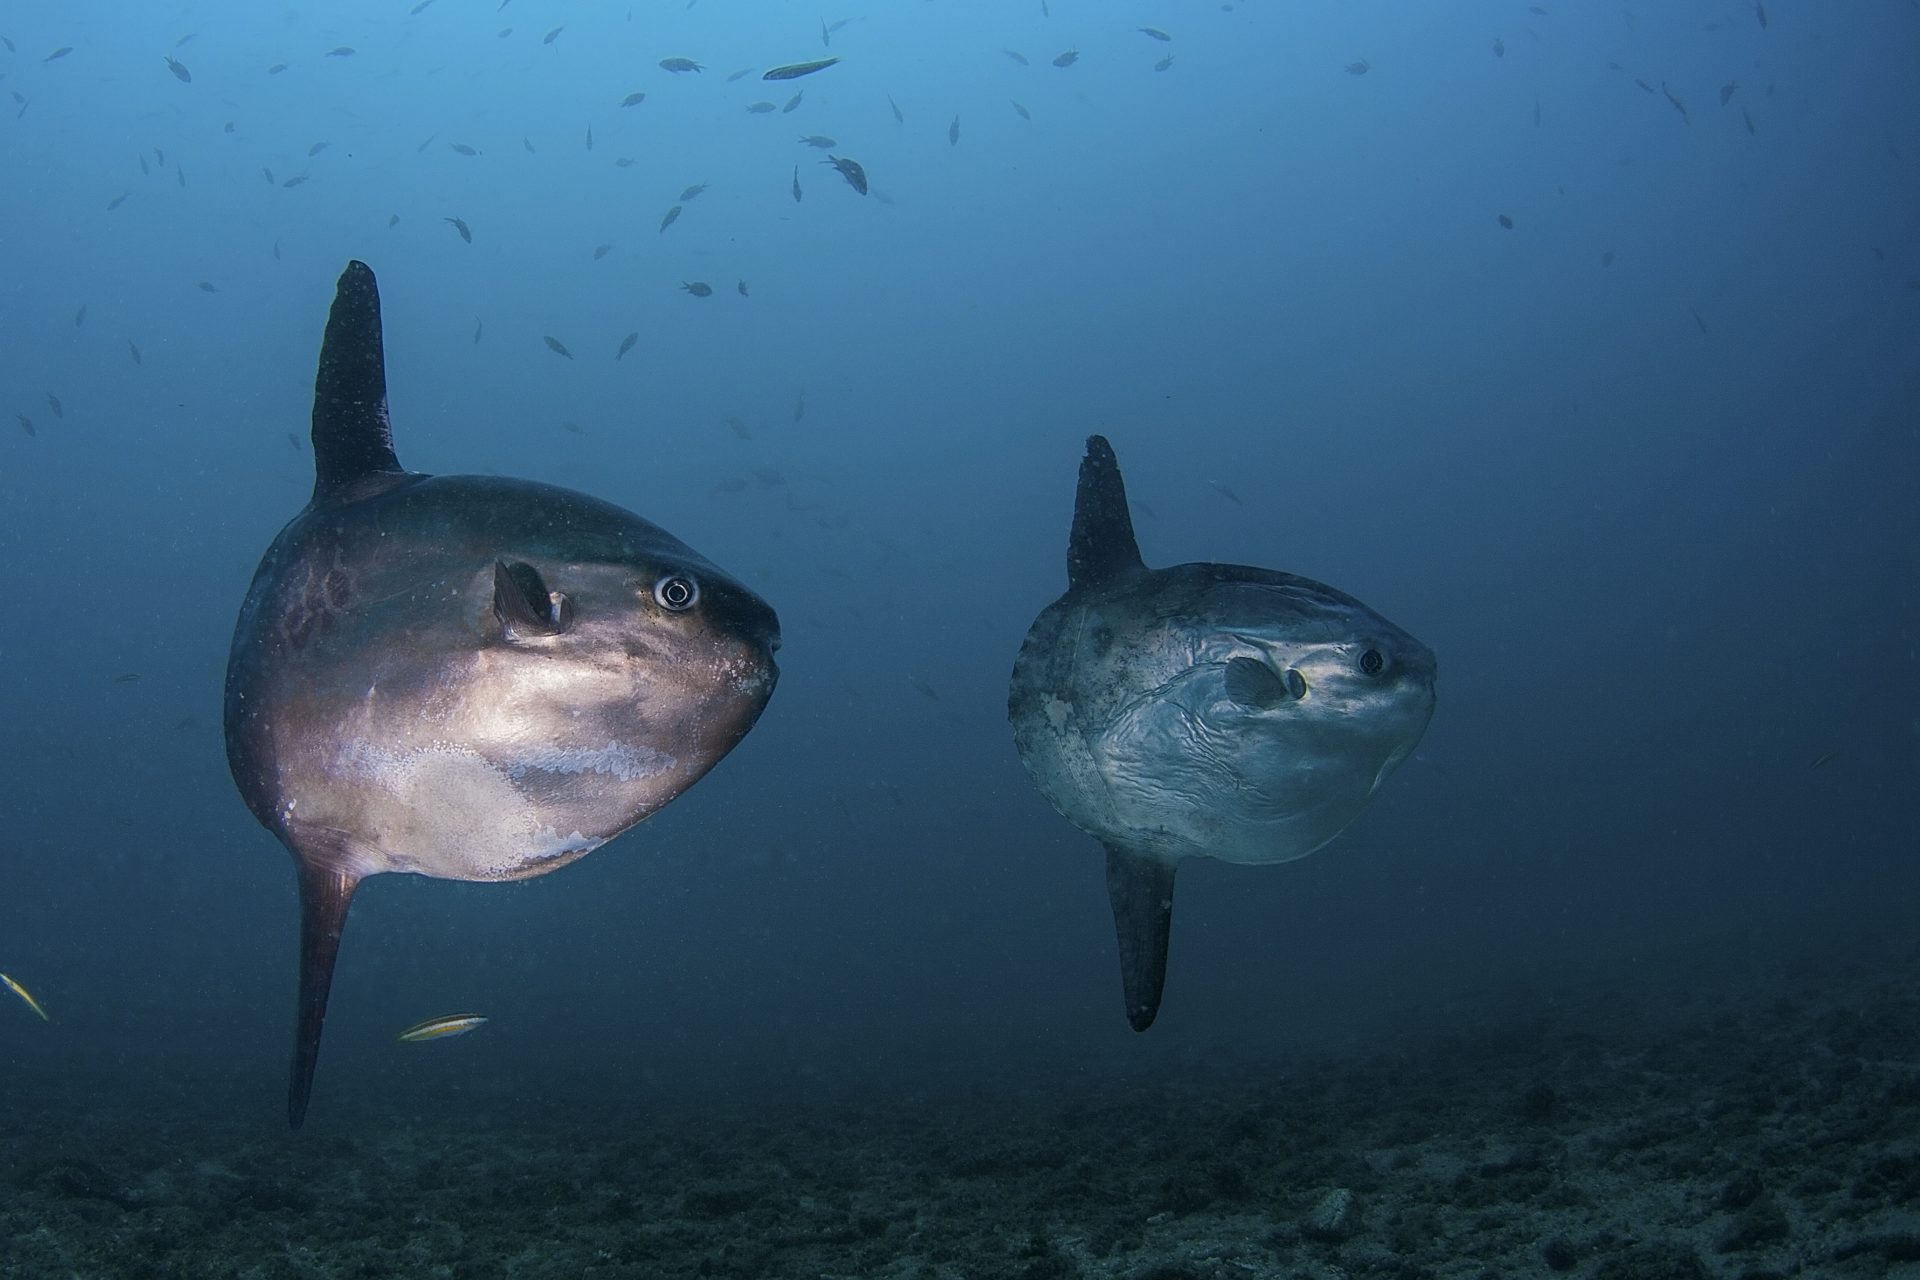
4 953 1917 1280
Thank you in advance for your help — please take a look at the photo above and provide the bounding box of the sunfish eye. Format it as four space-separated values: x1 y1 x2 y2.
653 574 699 611
1359 648 1385 676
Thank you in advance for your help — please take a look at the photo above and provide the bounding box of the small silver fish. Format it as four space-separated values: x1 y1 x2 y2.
762 57 839 81
659 204 683 233
621 91 647 107
616 332 638 360
397 1014 487 1042
543 336 574 359
680 183 708 201
0 973 50 1022
164 56 191 83
445 216 472 242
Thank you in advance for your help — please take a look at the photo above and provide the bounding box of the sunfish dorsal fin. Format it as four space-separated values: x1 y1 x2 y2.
1068 435 1145 589
311 260 403 504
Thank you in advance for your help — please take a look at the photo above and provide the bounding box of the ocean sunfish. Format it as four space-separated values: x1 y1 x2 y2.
225 262 781 1125
1008 435 1435 1030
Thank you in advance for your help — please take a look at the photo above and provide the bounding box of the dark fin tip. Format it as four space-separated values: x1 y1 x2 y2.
288 858 361 1129
1068 435 1146 590
1104 843 1176 1032
311 260 402 503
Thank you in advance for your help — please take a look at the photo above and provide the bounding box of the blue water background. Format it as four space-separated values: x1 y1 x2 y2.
0 0 1915 1121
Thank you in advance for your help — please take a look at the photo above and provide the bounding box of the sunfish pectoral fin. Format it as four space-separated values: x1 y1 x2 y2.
289 856 362 1129
1223 655 1306 708
1104 843 1177 1032
1067 435 1146 590
493 560 571 639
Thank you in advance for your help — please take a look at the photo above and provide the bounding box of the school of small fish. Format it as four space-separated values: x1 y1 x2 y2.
0 13 1860 1070
3 5 1836 490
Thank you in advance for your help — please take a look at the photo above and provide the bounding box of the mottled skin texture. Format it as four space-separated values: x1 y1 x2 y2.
225 474 778 883
1008 436 1434 1031
1010 564 1434 868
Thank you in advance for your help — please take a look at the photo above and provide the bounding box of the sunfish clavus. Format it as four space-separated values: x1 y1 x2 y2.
1008 435 1435 1031
225 262 780 1126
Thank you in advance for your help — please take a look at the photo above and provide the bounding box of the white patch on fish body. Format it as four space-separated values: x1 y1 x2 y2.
318 738 606 879
507 741 674 782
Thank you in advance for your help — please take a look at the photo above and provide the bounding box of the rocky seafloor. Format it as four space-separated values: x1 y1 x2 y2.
4 953 1917 1280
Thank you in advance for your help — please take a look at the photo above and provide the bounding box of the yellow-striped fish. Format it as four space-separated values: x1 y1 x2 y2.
397 1014 488 1042
1 972 50 1022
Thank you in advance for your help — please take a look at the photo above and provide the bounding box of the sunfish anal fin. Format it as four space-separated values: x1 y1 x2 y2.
310 260 405 505
1068 435 1145 590
289 858 361 1129
1104 843 1176 1032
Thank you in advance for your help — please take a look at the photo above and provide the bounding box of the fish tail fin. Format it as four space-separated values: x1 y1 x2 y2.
1105 844 1176 1031
289 859 361 1128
